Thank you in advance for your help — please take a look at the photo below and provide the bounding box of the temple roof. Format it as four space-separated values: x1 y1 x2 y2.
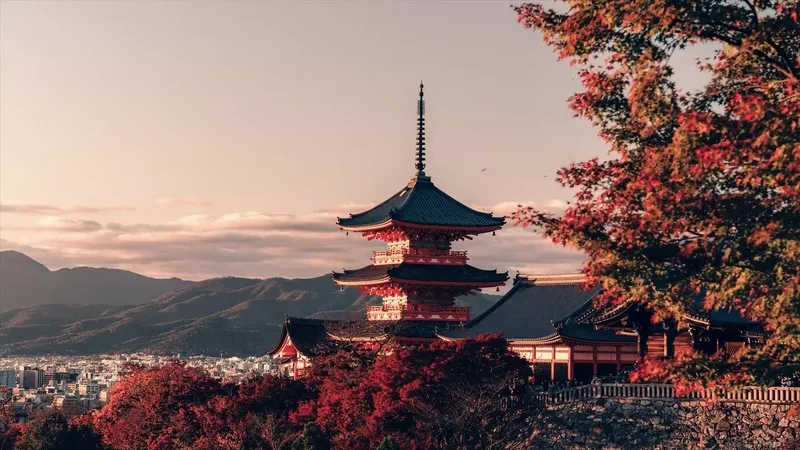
683 292 761 330
338 84 504 232
701 308 760 329
336 84 505 232
586 290 762 332
438 274 635 343
337 178 505 230
332 263 508 286
329 319 453 340
267 317 332 356
268 317 463 357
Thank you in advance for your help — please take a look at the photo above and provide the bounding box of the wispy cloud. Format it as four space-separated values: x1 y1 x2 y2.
1 204 134 215
1 200 583 281
36 217 105 232
472 200 568 217
154 197 214 207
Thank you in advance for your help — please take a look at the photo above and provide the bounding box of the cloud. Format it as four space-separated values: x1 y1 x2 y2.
316 203 376 214
173 211 336 233
473 200 568 217
1 200 583 281
36 217 105 232
154 197 214 207
0 204 134 215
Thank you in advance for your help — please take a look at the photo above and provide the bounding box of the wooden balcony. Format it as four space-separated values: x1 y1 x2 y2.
366 304 471 322
371 248 469 266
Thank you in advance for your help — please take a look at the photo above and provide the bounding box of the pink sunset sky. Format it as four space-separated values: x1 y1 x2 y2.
0 1 710 281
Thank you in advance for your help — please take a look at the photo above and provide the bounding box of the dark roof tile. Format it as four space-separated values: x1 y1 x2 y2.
338 178 505 229
332 263 508 285
440 280 634 343
268 317 332 356
269 317 454 356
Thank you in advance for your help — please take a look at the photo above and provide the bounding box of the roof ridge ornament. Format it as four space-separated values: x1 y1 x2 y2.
411 81 431 185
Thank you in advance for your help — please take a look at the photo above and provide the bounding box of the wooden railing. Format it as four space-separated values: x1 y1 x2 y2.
371 248 469 265
366 305 471 314
372 248 468 257
534 383 800 406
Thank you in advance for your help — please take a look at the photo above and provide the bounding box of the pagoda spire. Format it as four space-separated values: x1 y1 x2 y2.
415 82 427 178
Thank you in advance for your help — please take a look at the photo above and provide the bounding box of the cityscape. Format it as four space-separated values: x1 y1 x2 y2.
1 354 280 418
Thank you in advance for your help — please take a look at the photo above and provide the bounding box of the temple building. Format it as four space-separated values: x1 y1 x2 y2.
438 273 639 383
581 292 764 361
268 84 766 381
269 83 508 377
438 272 764 383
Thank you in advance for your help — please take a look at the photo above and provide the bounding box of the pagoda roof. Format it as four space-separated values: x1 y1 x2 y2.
332 263 508 286
337 177 505 231
438 274 635 343
267 317 332 357
329 319 452 340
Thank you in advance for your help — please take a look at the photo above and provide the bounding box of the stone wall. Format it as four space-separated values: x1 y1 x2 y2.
514 398 799 450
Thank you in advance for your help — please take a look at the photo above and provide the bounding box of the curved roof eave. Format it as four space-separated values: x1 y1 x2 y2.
266 320 291 356
336 179 505 230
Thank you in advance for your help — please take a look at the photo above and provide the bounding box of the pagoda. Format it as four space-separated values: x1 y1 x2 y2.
332 83 508 323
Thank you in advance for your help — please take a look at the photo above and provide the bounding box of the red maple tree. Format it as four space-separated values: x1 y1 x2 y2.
513 0 800 386
192 375 313 450
14 410 104 450
296 334 533 450
91 362 227 450
89 362 313 450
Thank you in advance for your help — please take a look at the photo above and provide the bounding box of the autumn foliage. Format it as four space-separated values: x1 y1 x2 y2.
1 335 531 450
15 410 104 450
513 0 800 385
87 362 315 450
296 334 532 450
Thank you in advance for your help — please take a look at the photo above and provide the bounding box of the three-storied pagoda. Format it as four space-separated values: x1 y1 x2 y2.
332 83 508 323
268 84 508 376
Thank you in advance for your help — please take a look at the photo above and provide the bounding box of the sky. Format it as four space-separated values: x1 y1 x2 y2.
0 1 709 282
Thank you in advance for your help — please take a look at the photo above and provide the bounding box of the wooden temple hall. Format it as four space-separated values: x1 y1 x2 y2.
268 84 765 381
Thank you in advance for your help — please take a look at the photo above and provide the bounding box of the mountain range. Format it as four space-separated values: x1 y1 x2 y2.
0 251 500 356
0 250 191 310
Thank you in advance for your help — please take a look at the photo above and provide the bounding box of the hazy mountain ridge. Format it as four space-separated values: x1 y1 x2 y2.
0 253 501 356
0 250 192 311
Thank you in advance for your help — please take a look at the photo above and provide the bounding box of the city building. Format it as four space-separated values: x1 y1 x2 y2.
21 368 44 389
0 370 17 387
78 381 101 396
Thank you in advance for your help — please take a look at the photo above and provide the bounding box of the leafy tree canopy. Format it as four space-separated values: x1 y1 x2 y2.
513 0 799 386
15 410 104 450
298 334 533 450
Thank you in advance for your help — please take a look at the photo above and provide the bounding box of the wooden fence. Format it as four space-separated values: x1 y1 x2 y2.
534 383 800 406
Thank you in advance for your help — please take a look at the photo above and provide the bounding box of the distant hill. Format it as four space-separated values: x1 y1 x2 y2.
0 250 192 311
0 252 502 356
